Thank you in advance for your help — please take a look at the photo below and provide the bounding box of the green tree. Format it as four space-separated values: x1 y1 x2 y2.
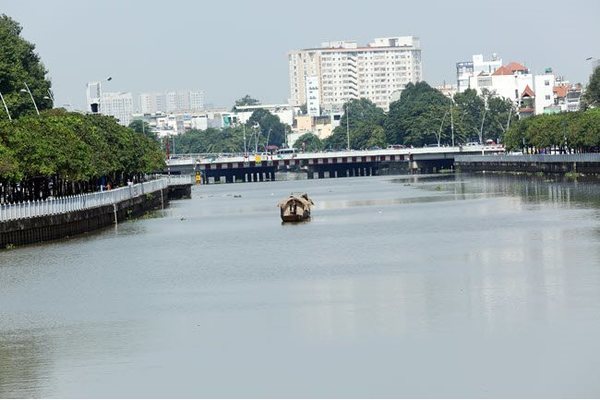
129 119 157 141
385 82 451 146
583 66 600 108
233 95 260 109
452 89 484 143
293 132 322 152
247 108 289 149
485 95 515 142
0 14 53 120
325 98 386 150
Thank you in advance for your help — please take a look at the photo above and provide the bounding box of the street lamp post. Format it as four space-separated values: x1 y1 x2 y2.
346 103 350 151
0 91 12 121
20 82 40 115
450 99 455 147
88 76 112 114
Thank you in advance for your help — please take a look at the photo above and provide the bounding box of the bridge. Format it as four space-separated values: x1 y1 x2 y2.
166 145 505 184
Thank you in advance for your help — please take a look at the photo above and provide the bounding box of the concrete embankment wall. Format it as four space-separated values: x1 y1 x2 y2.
0 189 168 248
455 154 600 174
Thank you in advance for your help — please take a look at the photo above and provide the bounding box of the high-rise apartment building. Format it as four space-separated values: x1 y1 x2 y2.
139 93 167 114
289 36 422 114
139 90 204 114
100 92 134 126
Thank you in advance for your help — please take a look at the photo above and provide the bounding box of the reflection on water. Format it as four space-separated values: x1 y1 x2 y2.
1 173 600 397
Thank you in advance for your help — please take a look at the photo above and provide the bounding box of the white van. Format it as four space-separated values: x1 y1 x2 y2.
277 148 298 156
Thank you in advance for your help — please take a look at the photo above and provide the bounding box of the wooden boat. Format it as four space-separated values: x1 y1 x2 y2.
278 193 314 222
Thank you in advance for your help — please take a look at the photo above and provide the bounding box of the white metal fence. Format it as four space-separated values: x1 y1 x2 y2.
160 174 195 185
0 178 172 222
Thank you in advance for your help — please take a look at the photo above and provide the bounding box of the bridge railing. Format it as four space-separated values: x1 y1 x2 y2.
166 145 505 166
157 174 195 185
455 153 600 163
0 179 169 222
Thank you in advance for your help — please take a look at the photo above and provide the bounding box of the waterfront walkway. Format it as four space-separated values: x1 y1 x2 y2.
0 175 192 222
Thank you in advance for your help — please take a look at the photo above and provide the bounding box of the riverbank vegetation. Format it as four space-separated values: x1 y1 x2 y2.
503 108 600 153
0 15 164 204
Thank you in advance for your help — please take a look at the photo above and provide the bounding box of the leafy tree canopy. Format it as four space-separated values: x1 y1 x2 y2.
324 98 386 150
233 95 260 109
293 132 322 152
503 108 600 153
385 82 451 146
0 14 53 121
583 66 600 108
247 108 289 148
129 119 157 141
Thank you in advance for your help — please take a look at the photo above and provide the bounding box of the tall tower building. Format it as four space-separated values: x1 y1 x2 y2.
289 36 422 113
99 92 134 126
139 90 204 114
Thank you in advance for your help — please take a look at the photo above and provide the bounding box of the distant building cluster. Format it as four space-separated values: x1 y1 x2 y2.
85 83 204 127
84 36 590 148
139 90 204 114
456 54 582 116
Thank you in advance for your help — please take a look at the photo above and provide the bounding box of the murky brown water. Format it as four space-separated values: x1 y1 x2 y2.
1 174 600 397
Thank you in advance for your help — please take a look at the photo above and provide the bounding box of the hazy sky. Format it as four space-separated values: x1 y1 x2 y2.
1 0 599 110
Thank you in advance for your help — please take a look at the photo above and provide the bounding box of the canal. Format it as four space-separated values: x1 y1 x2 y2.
1 174 600 397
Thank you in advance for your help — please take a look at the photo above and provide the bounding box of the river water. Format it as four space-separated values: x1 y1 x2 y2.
1 173 600 398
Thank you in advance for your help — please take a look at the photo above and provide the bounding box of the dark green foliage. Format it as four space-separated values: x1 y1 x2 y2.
0 14 53 120
583 66 600 109
233 95 260 109
503 109 600 153
385 82 452 146
174 127 245 154
247 108 289 148
129 119 157 141
324 98 386 150
0 111 165 184
293 133 323 152
0 15 164 203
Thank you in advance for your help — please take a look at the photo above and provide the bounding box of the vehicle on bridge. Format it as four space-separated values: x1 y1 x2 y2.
277 148 298 156
278 193 313 222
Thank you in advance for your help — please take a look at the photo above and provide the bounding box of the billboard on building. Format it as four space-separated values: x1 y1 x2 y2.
305 76 320 117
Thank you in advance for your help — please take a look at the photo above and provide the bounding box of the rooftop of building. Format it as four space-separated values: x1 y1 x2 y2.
492 62 529 76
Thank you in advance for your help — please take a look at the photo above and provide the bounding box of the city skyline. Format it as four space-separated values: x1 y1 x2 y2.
1 0 599 110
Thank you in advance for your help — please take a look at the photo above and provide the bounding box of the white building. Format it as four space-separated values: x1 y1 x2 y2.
467 62 535 115
99 92 134 126
289 36 422 114
534 70 556 115
233 104 295 126
139 90 204 114
466 62 574 115
456 54 502 93
85 82 102 113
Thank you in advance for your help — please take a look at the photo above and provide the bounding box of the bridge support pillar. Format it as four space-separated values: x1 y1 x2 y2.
318 170 325 179
225 174 233 184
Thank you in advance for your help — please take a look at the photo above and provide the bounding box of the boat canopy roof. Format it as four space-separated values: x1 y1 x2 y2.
277 193 314 207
